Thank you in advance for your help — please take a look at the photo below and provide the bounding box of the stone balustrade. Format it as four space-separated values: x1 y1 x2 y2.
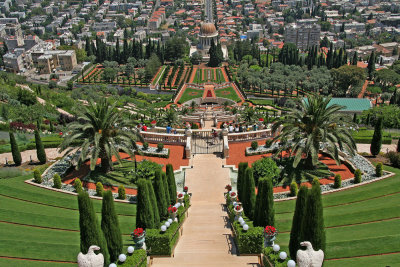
140 131 186 144
227 129 273 142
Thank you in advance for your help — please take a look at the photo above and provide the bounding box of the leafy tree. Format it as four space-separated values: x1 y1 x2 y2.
135 179 155 229
166 164 177 205
272 94 356 169
78 191 110 266
242 167 256 220
251 158 280 186
153 169 168 220
101 190 122 263
145 53 161 81
17 88 37 106
289 185 308 259
34 129 46 164
301 179 325 251
102 67 118 83
60 98 143 173
237 162 248 202
331 65 366 97
164 36 188 61
253 178 275 227
370 117 383 156
9 131 21 166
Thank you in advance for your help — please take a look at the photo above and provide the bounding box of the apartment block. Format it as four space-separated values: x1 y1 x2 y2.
284 23 321 50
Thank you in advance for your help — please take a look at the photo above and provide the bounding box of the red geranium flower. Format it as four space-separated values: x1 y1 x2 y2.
184 186 188 191
178 193 183 198
264 226 277 236
225 184 232 191
259 118 264 122
168 205 177 213
151 120 156 124
133 228 144 237
235 205 242 211
230 192 237 197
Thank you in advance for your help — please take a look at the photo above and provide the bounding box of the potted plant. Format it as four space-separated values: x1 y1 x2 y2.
234 204 243 220
168 205 178 222
264 226 277 247
225 184 232 192
151 120 156 128
177 193 185 206
131 228 146 249
230 191 237 202
183 186 188 193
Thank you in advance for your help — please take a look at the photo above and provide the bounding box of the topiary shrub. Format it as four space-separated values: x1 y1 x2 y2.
33 169 42 184
333 174 342 189
157 143 164 152
290 182 298 196
376 162 383 177
143 142 149 150
251 141 258 150
53 174 62 189
387 152 400 168
354 169 362 183
96 182 104 196
118 185 126 200
265 139 273 148
74 178 83 193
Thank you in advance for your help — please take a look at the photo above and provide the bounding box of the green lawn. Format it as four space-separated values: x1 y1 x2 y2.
215 87 241 102
0 173 136 264
248 98 274 106
0 258 75 266
178 88 203 104
273 165 400 261
351 129 392 144
88 160 137 188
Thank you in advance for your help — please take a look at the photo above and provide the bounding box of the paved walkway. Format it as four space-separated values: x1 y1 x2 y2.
0 148 67 165
357 143 398 154
152 154 260 267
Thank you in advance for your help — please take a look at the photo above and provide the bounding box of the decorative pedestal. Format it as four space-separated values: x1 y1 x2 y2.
264 233 277 247
170 212 178 222
133 233 146 250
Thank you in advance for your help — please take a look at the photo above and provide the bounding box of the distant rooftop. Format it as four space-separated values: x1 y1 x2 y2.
304 98 371 113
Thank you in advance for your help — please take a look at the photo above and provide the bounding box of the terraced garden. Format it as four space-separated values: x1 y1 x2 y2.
177 88 203 104
274 165 400 265
0 174 136 265
192 68 226 84
214 87 241 102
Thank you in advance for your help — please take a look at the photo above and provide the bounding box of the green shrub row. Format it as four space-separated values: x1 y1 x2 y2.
117 249 147 267
146 195 190 256
262 247 291 267
226 204 263 254
352 136 392 144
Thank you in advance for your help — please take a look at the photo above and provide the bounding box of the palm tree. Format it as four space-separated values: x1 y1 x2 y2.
272 94 356 170
240 107 257 124
60 99 143 173
160 108 181 127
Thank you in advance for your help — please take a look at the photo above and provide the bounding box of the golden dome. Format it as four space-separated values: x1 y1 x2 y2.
200 22 217 35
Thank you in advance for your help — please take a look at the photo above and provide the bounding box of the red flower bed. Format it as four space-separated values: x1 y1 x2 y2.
264 226 276 236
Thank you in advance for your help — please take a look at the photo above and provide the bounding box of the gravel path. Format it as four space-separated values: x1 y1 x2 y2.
0 148 66 165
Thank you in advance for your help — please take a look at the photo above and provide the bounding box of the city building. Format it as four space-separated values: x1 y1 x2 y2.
284 23 321 50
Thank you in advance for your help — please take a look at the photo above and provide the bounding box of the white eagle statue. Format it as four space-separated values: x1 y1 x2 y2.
77 245 104 267
296 241 324 267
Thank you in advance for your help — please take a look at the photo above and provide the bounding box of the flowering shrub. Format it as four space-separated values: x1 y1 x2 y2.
10 121 36 131
230 192 237 197
259 118 264 122
264 226 277 236
235 205 242 211
133 228 144 238
168 205 177 213
225 184 232 191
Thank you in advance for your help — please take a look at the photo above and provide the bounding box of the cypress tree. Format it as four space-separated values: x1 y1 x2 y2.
301 179 326 251
289 185 308 259
34 129 46 164
166 164 177 205
397 137 400 153
162 172 171 206
253 178 275 227
370 117 383 157
243 167 256 220
153 170 168 220
146 179 160 228
237 162 248 202
135 179 155 229
367 51 376 79
101 190 122 263
9 131 21 166
78 191 110 266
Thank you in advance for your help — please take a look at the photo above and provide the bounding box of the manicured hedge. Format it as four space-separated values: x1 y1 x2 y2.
227 204 263 254
262 247 291 267
145 195 190 256
117 248 147 267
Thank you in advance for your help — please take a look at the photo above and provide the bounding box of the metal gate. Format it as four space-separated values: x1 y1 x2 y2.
191 131 223 155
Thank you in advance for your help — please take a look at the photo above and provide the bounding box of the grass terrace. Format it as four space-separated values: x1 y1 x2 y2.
351 128 393 144
177 88 203 104
192 68 226 84
214 87 241 102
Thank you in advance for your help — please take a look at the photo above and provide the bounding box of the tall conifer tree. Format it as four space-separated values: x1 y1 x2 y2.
289 185 308 259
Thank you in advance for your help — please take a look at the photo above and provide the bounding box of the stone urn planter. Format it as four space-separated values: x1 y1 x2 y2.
177 193 185 207
233 204 243 221
131 228 146 249
264 226 277 247
183 186 188 194
229 191 237 202
168 205 178 222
